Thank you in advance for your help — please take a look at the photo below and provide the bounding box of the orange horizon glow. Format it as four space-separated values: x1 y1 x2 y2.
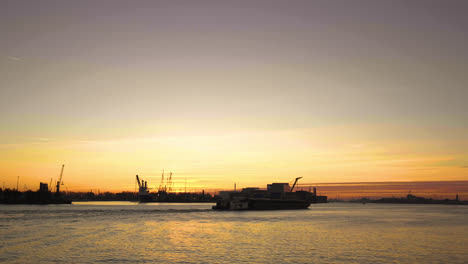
1 124 467 194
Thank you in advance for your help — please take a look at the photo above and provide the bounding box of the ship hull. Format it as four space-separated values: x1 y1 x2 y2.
213 198 312 210
248 199 311 210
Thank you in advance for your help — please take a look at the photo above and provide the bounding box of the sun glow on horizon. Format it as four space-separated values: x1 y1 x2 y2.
1 122 467 192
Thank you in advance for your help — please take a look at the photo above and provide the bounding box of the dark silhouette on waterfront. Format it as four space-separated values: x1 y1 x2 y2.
350 194 467 205
0 184 71 204
133 174 216 203
0 187 215 204
0 165 72 204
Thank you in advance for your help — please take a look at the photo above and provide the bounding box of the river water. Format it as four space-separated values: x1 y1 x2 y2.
0 202 466 263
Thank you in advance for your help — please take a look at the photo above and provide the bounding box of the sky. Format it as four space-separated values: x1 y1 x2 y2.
1 0 467 192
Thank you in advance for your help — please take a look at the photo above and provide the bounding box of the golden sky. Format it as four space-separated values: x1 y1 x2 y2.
1 1 467 192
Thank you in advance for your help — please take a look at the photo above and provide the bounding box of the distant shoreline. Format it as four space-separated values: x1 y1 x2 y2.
344 194 467 205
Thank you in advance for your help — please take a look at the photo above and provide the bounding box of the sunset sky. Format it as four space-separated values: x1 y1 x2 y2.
1 0 467 192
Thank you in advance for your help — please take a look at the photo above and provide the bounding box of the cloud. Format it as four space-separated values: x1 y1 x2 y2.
461 166 468 168
7 56 21 61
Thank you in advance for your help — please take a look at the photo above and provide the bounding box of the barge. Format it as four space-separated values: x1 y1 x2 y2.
213 177 327 210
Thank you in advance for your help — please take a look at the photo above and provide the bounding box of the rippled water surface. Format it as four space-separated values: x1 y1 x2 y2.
1 202 467 263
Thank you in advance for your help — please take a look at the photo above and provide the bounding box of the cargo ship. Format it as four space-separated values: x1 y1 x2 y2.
213 177 327 210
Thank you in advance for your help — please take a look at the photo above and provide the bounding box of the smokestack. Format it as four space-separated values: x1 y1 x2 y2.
313 187 317 197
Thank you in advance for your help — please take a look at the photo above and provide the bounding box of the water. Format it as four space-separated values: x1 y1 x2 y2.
1 202 467 263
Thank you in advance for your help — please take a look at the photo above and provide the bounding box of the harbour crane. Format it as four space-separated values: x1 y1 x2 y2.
55 164 65 196
136 175 142 188
290 177 302 192
158 170 166 192
168 172 173 193
136 175 150 192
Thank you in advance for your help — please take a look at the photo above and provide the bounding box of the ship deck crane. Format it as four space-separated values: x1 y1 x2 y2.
290 177 302 192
